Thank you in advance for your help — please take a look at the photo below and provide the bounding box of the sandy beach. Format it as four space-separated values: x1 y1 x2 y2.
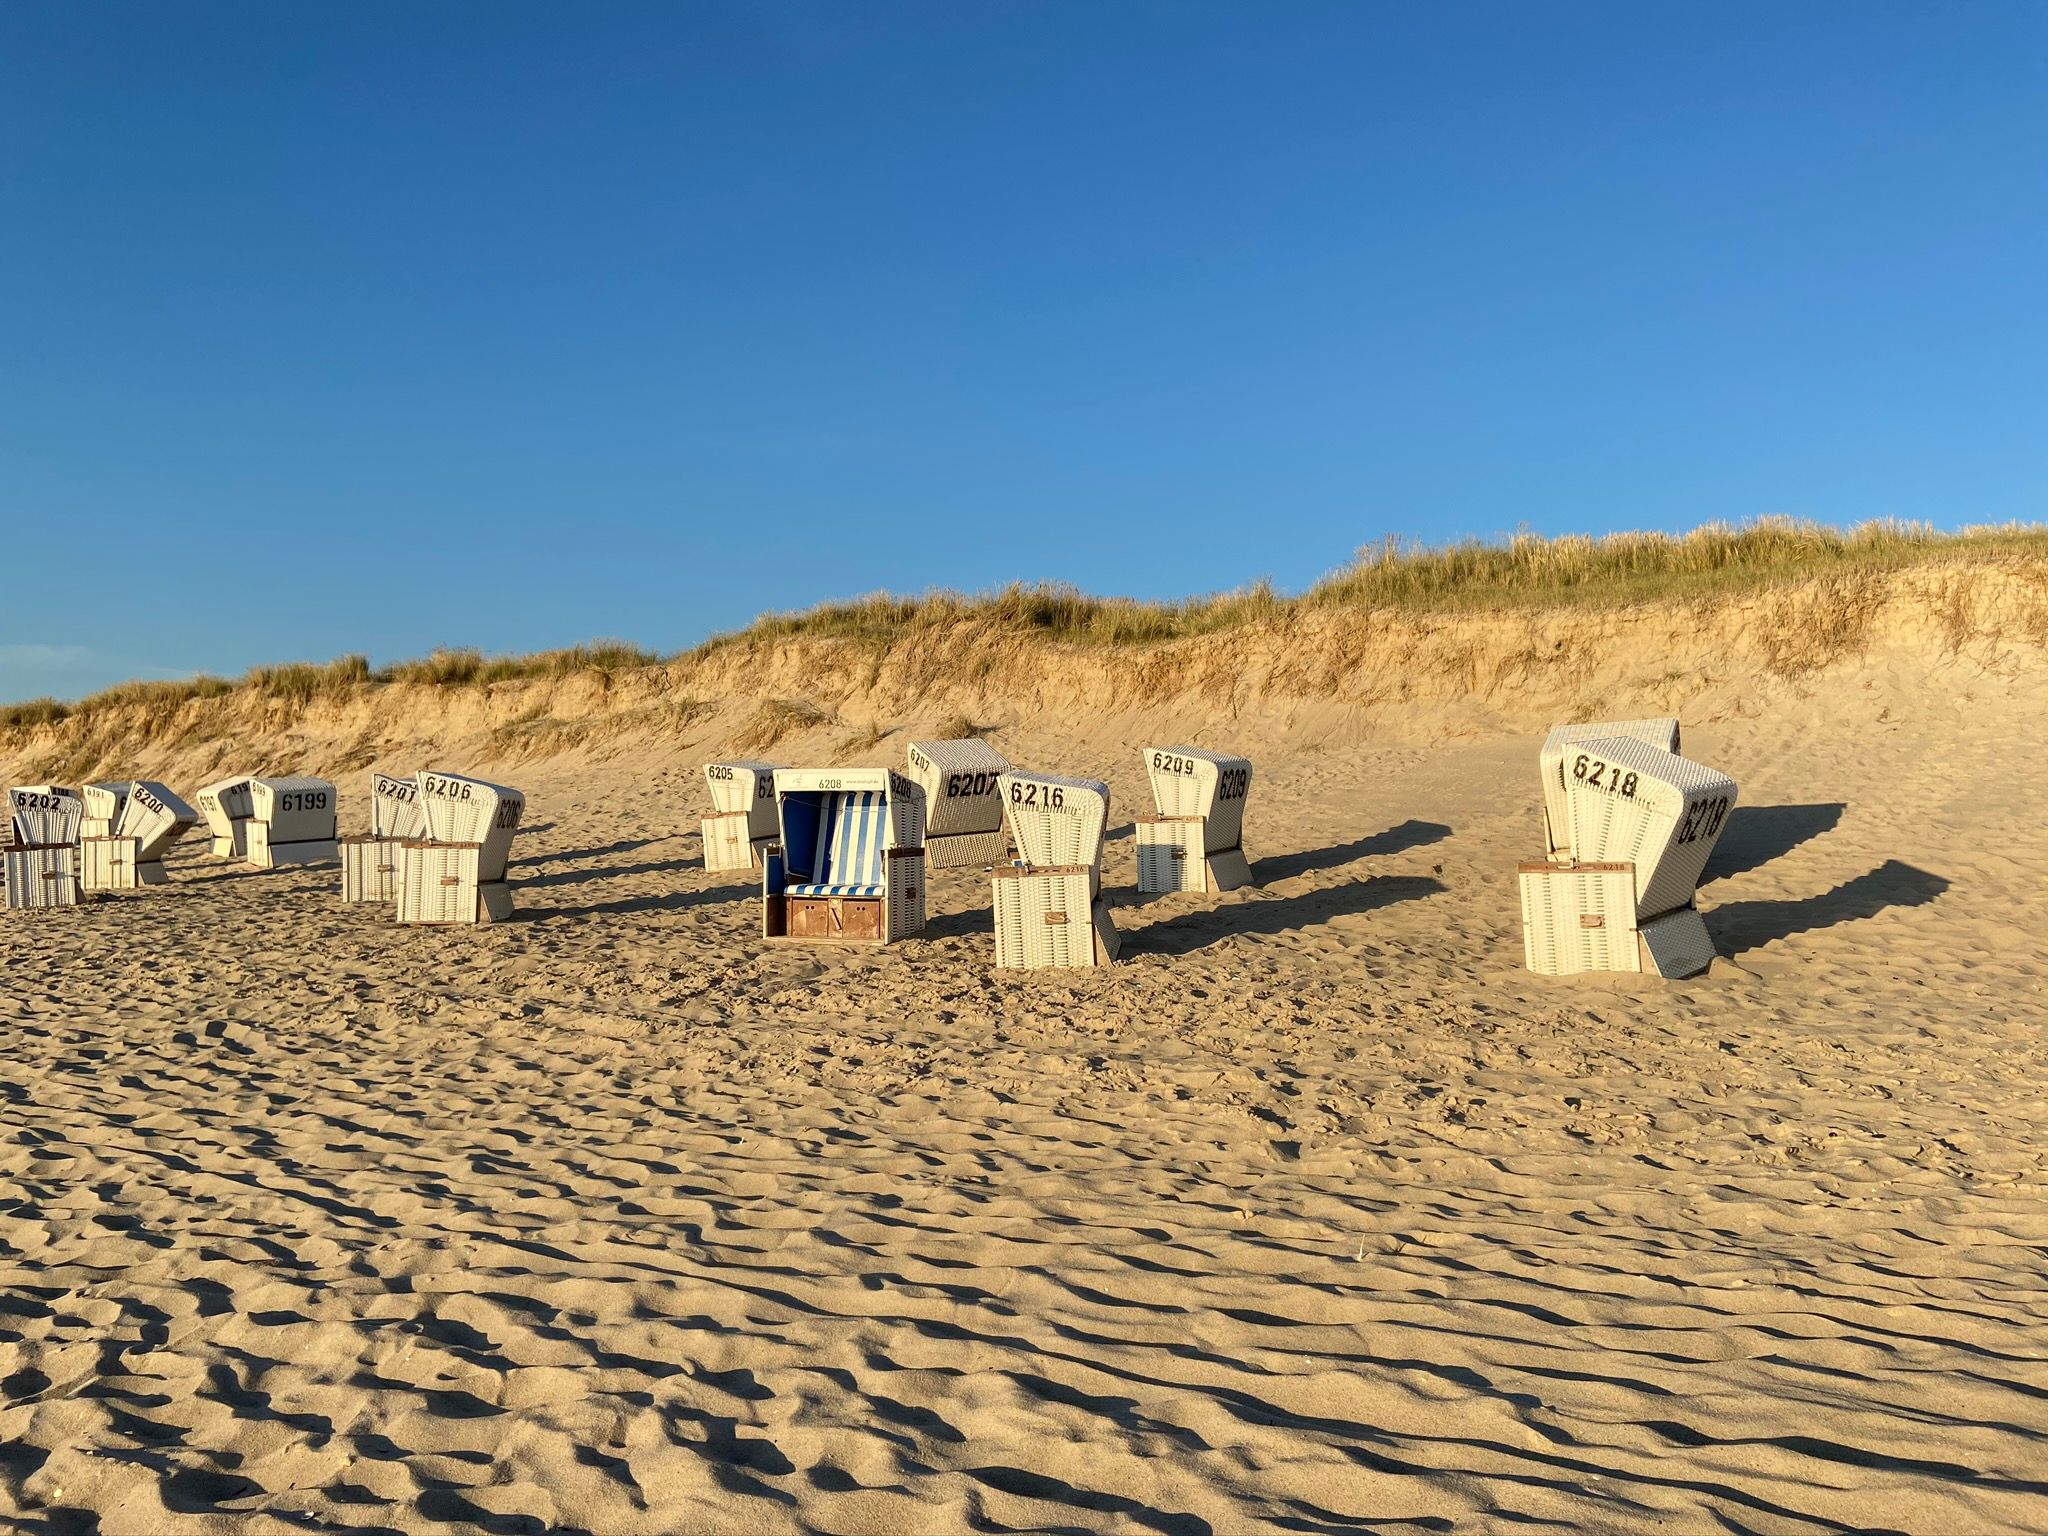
3 616 2045 1534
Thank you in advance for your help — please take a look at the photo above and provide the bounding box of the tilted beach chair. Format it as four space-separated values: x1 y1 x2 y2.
1520 733 1736 979
1538 719 1679 858
1135 745 1255 894
246 777 339 868
81 781 197 890
904 738 1011 869
762 768 926 943
5 786 83 910
341 772 425 903
397 770 525 925
195 777 256 859
993 770 1120 969
701 761 780 873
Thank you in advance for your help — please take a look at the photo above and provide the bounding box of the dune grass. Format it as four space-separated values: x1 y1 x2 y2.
3 521 2042 728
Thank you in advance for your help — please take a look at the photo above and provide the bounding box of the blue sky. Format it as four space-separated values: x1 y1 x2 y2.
3 3 2042 700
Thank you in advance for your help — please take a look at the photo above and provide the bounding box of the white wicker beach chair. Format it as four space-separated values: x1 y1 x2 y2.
1520 735 1736 980
701 761 780 873
905 739 1011 869
1135 745 1254 894
762 768 925 943
80 782 129 840
195 777 256 859
246 777 339 868
993 770 1120 969
5 787 83 910
341 772 425 903
1538 718 1679 858
397 770 525 925
82 781 196 891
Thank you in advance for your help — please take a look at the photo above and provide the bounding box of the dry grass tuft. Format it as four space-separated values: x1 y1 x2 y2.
741 698 833 752
927 713 990 741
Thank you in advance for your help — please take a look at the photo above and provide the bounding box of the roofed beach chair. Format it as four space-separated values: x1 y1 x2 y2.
762 768 926 943
993 770 1120 969
1135 745 1254 894
80 782 129 840
247 777 339 868
5 786 83 910
81 781 197 891
1520 733 1737 979
341 772 425 904
1538 719 1679 858
398 770 525 924
905 738 1012 869
196 777 256 859
701 761 780 873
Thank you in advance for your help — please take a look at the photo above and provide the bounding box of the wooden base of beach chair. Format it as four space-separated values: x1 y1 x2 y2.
994 866 1120 969
4 845 80 910
1518 860 1715 979
340 835 403 904
1136 818 1255 894
701 813 772 873
80 836 165 892
396 842 511 924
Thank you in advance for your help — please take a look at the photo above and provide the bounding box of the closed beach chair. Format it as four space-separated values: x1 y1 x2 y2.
1520 732 1736 980
5 786 83 910
80 782 129 840
993 770 1120 969
397 770 525 925
341 771 425 903
195 777 256 859
1135 745 1254 894
246 777 339 868
762 768 925 943
904 738 1011 869
701 761 780 873
1538 718 1679 858
82 781 196 890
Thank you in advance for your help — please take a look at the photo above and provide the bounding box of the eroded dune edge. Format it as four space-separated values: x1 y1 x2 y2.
3 561 2046 1534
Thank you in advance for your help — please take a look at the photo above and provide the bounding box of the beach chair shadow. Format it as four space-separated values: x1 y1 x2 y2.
1254 819 1452 884
1132 873 1446 956
1708 858 1947 955
1702 803 1845 884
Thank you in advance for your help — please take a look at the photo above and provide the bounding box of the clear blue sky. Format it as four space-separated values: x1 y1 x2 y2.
3 3 2042 700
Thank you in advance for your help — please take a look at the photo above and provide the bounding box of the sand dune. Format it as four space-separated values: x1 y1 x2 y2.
3 596 2047 1531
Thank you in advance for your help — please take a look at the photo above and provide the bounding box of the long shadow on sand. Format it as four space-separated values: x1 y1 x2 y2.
1709 858 1948 955
524 884 738 922
1255 818 1453 884
1702 803 1845 884
1131 874 1446 956
521 852 696 890
532 835 670 866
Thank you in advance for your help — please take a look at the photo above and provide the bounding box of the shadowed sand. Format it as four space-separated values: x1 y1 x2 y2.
2 677 2046 1534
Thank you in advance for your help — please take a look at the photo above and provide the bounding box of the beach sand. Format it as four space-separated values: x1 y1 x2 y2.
3 649 2046 1534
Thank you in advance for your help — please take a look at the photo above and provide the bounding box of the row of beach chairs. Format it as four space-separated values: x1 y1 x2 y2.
6 723 1740 977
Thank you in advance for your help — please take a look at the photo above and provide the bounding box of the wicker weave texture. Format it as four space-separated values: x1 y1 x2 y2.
115 782 196 864
1136 818 1205 893
80 836 143 892
998 771 1109 888
196 778 254 856
416 771 525 883
1539 719 1680 855
1639 906 1717 978
9 787 81 848
4 845 78 909
80 783 128 840
887 850 927 941
1142 746 1251 854
993 866 1110 969
369 773 427 840
700 812 763 872
704 761 780 837
925 827 1010 870
1562 737 1736 918
248 778 338 865
1518 863 1640 975
397 842 482 924
340 835 404 903
906 739 1011 841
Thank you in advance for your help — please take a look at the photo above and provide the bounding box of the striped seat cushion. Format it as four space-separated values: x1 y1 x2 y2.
824 791 888 889
786 882 884 898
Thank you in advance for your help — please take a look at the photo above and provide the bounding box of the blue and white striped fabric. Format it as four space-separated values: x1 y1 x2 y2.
785 790 889 898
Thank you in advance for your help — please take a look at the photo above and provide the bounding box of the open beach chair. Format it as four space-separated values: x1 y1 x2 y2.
1520 734 1736 979
397 770 525 924
246 777 339 868
993 770 1120 969
1135 745 1255 894
81 781 197 890
341 771 425 903
762 768 926 943
5 786 83 910
701 761 780 873
905 738 1012 869
196 777 256 859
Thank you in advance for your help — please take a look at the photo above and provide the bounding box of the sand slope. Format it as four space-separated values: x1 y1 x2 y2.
3 641 2047 1532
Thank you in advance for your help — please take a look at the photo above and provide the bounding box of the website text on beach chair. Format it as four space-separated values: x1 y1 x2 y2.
1538 718 1679 858
994 770 1120 969
246 777 339 868
398 770 525 925
1135 745 1254 894
1521 734 1737 979
82 781 197 891
6 786 82 910
904 738 1011 869
196 777 256 859
702 761 780 873
341 772 425 904
762 768 926 943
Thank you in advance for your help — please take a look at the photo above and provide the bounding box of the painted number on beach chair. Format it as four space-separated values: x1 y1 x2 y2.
133 785 169 816
1217 767 1249 800
1674 795 1730 846
1570 754 1639 800
1008 781 1067 811
1151 752 1197 776
279 790 329 813
945 771 1000 798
